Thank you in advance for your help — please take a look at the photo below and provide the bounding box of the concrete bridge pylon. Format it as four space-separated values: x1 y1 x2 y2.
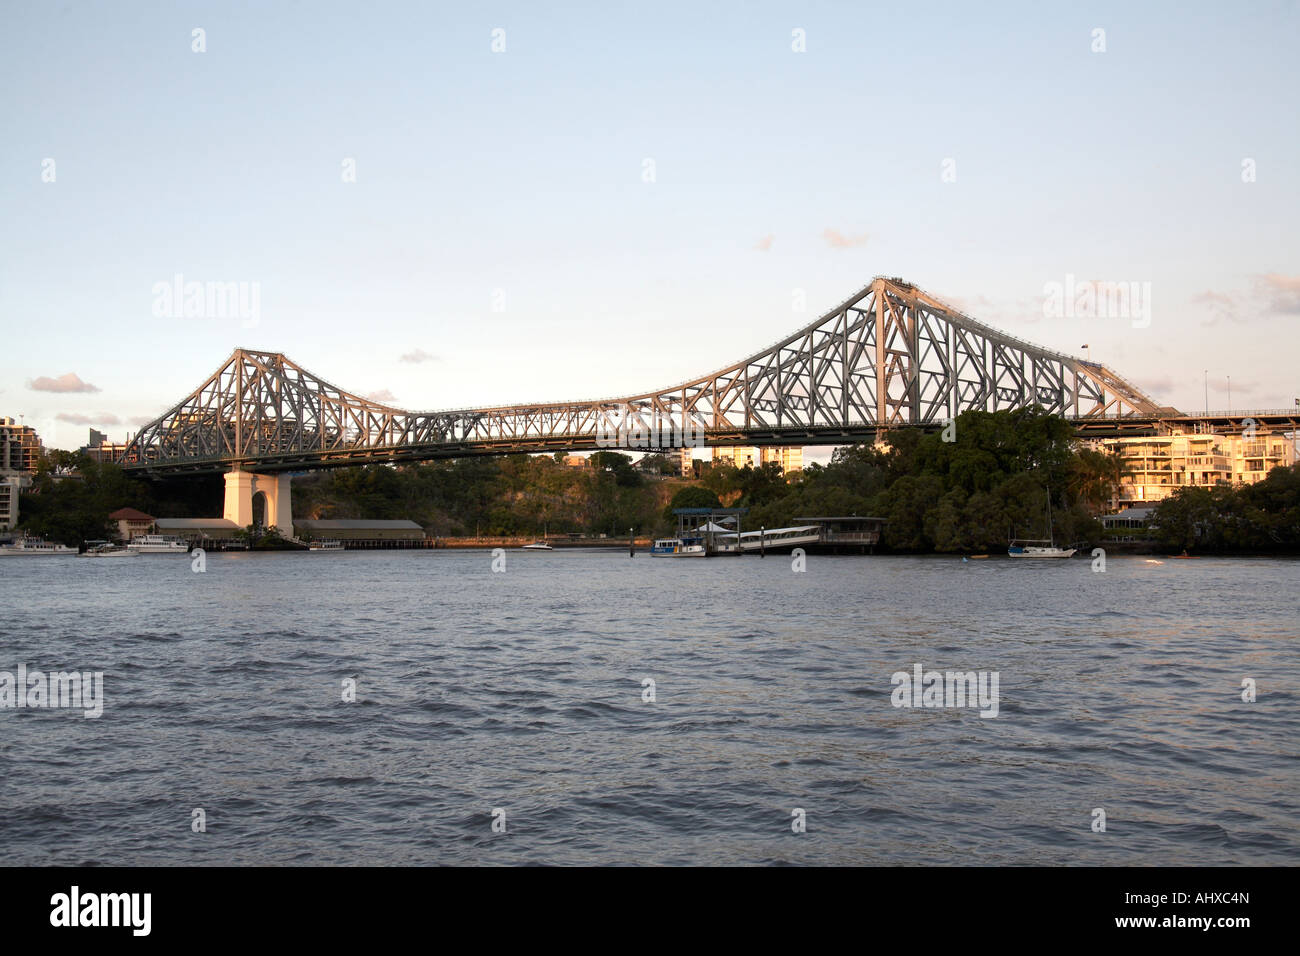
223 469 292 531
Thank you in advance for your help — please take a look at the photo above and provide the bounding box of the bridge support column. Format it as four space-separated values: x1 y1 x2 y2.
223 469 293 532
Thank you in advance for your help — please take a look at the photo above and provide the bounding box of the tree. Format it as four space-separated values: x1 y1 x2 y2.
663 485 722 521
20 457 153 546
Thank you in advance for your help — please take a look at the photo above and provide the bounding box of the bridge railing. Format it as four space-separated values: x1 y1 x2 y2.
1195 408 1300 418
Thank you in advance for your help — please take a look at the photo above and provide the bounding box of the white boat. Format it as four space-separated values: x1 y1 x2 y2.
651 537 706 557
127 534 190 554
79 543 140 558
0 537 77 556
309 539 344 551
1007 541 1077 558
1007 487 1076 558
522 525 554 550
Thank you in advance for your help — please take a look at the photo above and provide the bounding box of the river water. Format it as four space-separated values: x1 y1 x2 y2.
1 549 1296 865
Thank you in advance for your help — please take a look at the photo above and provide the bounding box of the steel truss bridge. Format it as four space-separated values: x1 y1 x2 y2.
119 276 1295 476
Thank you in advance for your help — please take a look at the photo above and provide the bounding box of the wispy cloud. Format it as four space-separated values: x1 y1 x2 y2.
945 294 995 316
56 412 120 426
754 234 774 252
1193 275 1300 326
28 372 99 393
128 416 155 426
1141 375 1178 395
1192 289 1240 326
822 228 868 249
1256 273 1300 314
365 389 396 403
1218 378 1258 396
400 349 438 364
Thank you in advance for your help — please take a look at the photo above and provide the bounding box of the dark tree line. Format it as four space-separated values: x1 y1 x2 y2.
1151 464 1300 552
734 408 1122 552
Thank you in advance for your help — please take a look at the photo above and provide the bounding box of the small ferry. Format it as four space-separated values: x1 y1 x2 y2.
127 534 190 554
651 536 706 557
0 537 77 556
309 539 344 551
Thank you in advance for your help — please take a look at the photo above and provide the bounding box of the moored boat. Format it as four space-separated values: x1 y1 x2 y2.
1007 540 1077 559
80 543 141 558
308 539 344 551
0 536 77 556
650 536 706 557
1007 486 1076 558
127 534 190 554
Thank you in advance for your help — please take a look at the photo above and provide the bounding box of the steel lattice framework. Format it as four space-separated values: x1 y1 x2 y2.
121 276 1172 474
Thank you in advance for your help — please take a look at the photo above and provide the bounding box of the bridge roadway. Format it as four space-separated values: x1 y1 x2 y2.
118 410 1300 477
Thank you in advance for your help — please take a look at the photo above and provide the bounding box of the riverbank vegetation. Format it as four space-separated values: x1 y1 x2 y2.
729 408 1121 552
1150 465 1300 552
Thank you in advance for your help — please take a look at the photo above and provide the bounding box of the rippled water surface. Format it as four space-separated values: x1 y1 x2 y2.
1 549 1296 865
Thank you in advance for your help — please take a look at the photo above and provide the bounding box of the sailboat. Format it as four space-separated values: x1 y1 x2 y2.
522 525 553 550
1008 487 1076 559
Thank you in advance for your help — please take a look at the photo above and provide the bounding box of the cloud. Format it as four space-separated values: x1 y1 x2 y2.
1140 375 1177 395
1209 377 1258 396
56 412 121 426
400 349 438 364
754 234 774 252
1192 290 1241 326
1256 273 1300 314
365 389 396 403
129 416 155 426
28 372 99 393
1193 275 1300 326
822 228 868 249
945 294 995 316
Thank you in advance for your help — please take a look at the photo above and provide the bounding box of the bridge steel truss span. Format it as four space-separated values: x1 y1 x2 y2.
121 276 1168 475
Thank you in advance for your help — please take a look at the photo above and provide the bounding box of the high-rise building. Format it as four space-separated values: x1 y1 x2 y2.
712 446 759 469
677 446 694 477
84 441 130 465
711 446 803 473
761 446 803 473
0 417 42 476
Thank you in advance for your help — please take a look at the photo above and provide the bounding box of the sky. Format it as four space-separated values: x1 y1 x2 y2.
2 0 1297 453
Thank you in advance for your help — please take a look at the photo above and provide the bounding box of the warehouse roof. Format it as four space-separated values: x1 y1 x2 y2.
294 519 423 530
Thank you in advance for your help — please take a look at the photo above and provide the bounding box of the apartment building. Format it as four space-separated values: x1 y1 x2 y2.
0 417 42 475
711 446 804 473
1086 428 1297 509
0 418 42 530
0 475 23 530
